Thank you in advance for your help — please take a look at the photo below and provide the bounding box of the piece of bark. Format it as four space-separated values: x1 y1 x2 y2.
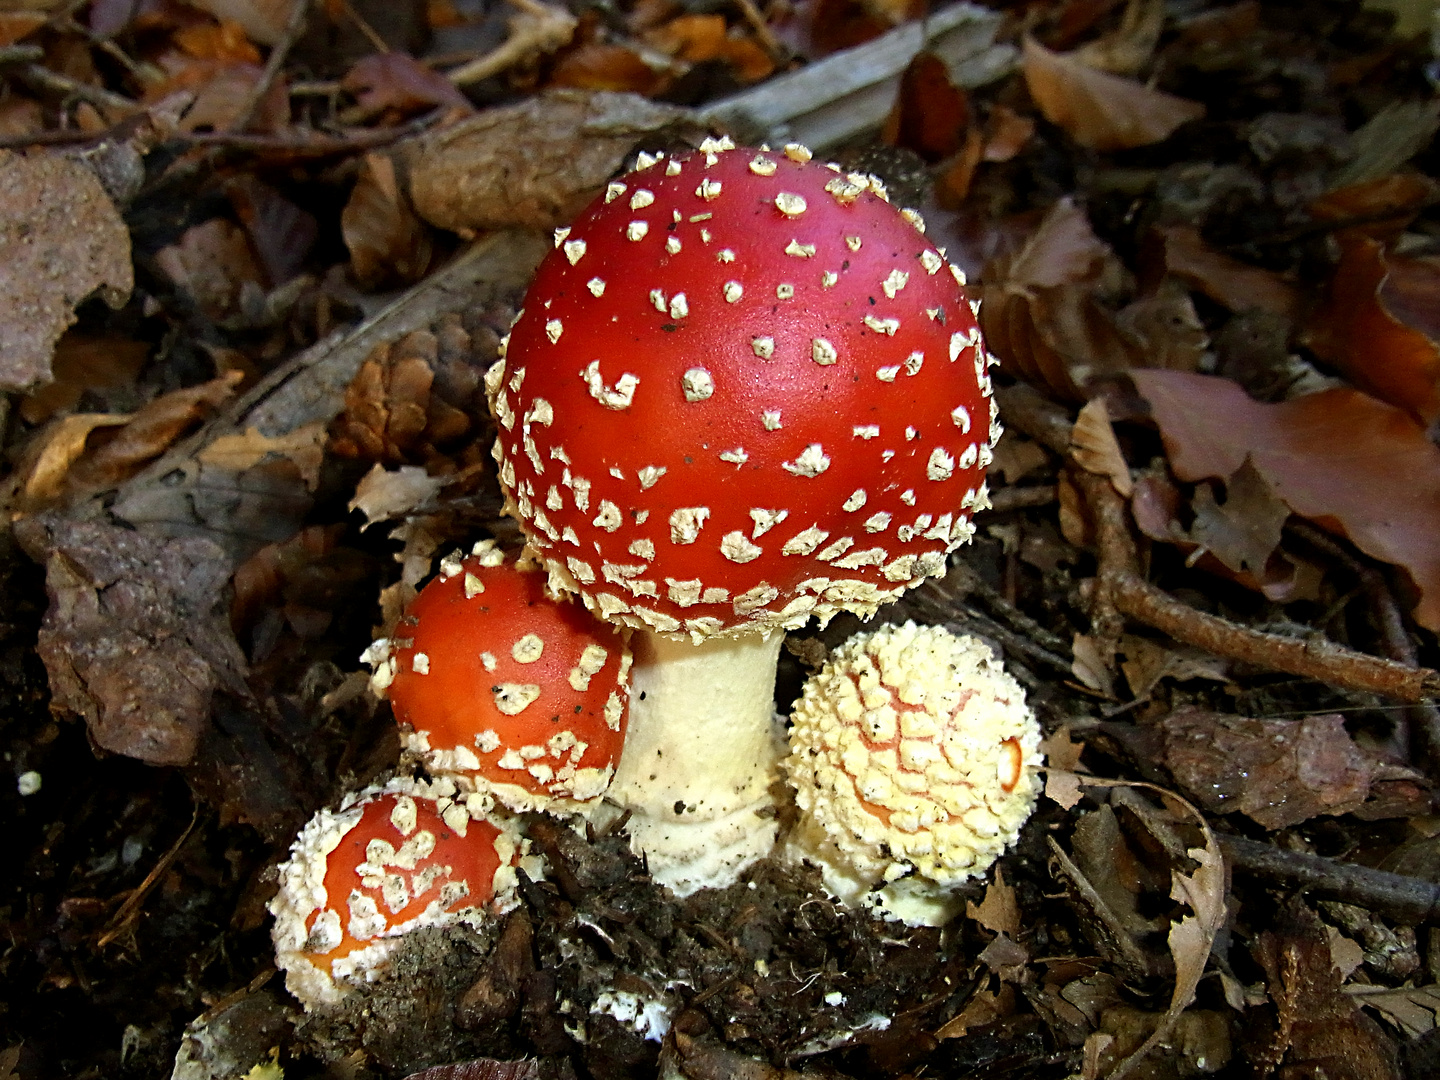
403 90 701 234
0 148 132 392
702 4 1012 152
16 517 249 766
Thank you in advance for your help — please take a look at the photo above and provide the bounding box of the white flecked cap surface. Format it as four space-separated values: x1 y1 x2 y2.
784 622 1042 924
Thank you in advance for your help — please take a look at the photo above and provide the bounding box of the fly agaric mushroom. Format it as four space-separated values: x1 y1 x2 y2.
367 540 631 813
487 137 998 893
269 776 529 1009
784 622 1041 925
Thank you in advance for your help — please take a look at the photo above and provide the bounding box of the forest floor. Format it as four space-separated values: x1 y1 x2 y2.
4 0 1440 1078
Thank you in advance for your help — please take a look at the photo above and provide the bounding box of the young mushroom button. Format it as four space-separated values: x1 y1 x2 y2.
784 622 1042 926
372 541 631 814
488 138 998 894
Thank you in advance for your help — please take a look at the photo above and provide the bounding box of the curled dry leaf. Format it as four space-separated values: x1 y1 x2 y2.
1305 235 1440 425
343 153 434 291
1162 708 1382 829
65 372 244 495
980 198 1137 400
1070 397 1134 497
5 413 131 515
1021 36 1204 152
1133 370 1440 630
0 149 133 393
401 89 695 233
1070 0 1165 76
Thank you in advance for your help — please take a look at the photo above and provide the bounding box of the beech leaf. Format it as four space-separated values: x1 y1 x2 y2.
1021 36 1204 152
1133 370 1440 630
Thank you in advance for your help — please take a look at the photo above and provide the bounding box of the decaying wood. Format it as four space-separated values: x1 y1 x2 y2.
701 3 1014 151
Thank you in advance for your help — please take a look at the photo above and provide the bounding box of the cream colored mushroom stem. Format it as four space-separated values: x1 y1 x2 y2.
607 629 786 895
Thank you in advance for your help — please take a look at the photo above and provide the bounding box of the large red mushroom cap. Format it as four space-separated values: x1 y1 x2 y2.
269 776 526 1009
373 540 631 811
488 139 996 640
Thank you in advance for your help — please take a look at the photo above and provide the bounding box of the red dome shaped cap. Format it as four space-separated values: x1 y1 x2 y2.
374 540 631 811
488 139 997 640
269 777 525 1008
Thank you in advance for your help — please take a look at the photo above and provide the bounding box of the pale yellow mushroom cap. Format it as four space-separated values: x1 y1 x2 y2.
784 621 1042 924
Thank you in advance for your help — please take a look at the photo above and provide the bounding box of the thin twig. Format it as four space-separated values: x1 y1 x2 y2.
229 0 311 134
988 483 1057 512
1220 834 1440 925
445 0 578 87
98 804 201 948
17 63 137 117
1082 472 1440 703
1286 518 1440 764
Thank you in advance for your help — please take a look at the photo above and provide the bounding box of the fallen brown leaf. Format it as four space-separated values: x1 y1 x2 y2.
967 869 1021 935
6 412 131 514
186 0 300 45
1070 0 1164 76
349 463 445 527
980 199 1138 400
343 153 434 291
65 372 244 495
882 50 969 162
20 333 150 425
1148 224 1300 321
1133 370 1440 630
1021 35 1204 152
1187 458 1289 579
155 218 266 322
1305 235 1440 425
226 176 318 287
197 423 326 490
1309 173 1440 246
0 149 133 393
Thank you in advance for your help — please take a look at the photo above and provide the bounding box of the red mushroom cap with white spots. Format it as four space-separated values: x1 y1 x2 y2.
269 777 526 1009
488 140 996 640
375 541 631 811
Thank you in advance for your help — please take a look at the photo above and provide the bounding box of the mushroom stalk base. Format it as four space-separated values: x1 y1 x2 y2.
609 631 786 895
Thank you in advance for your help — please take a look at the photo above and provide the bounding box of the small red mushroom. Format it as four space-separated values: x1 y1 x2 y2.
487 138 997 892
371 540 631 812
269 777 525 1008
